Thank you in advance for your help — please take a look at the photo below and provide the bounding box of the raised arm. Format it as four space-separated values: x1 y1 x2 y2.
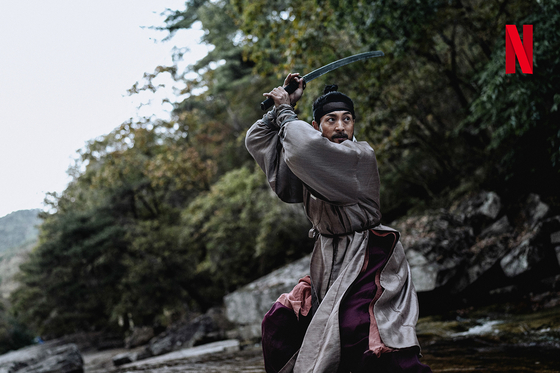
245 108 304 203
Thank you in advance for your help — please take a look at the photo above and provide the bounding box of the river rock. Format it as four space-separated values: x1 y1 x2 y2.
111 350 148 367
500 239 541 278
111 349 151 367
497 194 553 279
524 194 550 228
0 343 83 373
479 215 511 238
401 194 559 312
453 191 501 233
112 351 137 366
121 339 240 369
501 215 560 277
35 331 123 352
147 307 230 357
125 326 154 349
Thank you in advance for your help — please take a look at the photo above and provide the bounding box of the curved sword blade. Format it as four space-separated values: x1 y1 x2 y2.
302 50 384 83
260 50 384 110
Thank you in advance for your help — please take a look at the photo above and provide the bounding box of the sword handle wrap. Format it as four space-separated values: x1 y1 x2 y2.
260 78 304 110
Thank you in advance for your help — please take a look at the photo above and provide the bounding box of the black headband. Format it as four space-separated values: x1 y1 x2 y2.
312 92 355 123
313 102 354 122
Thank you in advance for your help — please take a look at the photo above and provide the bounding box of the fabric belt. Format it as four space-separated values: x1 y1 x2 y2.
308 225 379 239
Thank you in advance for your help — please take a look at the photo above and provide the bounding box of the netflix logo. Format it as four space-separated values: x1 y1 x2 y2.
505 25 533 74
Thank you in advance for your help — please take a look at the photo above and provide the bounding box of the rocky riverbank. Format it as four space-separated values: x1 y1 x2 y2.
78 300 560 373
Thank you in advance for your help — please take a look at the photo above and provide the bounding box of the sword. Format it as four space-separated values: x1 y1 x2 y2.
260 50 384 110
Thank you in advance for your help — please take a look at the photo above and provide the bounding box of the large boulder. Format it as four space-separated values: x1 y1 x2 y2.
224 255 310 326
395 210 475 293
223 255 311 340
0 343 83 373
393 192 559 313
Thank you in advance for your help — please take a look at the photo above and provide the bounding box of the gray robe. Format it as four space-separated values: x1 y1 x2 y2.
246 104 420 373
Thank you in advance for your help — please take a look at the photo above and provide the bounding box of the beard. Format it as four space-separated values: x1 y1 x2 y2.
331 133 349 142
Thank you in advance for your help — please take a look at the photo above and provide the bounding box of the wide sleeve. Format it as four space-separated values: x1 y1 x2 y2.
245 107 304 203
276 105 381 208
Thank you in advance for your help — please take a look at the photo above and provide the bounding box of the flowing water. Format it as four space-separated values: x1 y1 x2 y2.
415 303 560 372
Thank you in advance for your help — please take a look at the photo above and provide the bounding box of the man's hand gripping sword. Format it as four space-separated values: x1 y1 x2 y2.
260 50 384 111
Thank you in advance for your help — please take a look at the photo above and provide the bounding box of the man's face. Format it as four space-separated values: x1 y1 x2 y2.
312 110 355 144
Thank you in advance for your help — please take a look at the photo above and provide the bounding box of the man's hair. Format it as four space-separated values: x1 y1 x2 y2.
312 85 355 123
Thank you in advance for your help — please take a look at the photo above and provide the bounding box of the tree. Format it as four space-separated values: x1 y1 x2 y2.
11 118 220 334
227 0 541 219
465 1 560 200
0 301 33 355
180 166 312 294
11 207 128 336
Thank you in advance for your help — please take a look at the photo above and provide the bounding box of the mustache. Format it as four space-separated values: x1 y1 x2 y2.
332 133 349 140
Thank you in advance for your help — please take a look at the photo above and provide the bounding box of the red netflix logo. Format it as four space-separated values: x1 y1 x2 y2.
506 25 533 74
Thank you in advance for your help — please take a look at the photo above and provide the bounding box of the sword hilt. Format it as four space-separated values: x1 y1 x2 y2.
260 78 306 111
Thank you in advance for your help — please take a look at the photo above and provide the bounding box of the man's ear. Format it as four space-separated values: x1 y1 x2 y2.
312 120 320 131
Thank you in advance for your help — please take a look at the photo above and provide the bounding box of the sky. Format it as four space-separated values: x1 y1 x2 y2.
0 1 208 219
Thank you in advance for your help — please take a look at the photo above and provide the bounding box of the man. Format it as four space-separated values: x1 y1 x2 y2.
245 73 432 373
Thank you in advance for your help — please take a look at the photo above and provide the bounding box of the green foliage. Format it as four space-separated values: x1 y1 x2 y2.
10 0 559 340
163 0 274 175
181 167 311 293
113 219 203 326
465 1 560 197
11 207 128 336
0 302 34 355
227 0 543 219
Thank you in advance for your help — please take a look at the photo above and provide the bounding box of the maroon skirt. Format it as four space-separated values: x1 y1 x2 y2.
262 230 432 373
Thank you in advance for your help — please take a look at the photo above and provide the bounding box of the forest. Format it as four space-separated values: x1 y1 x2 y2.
2 0 559 351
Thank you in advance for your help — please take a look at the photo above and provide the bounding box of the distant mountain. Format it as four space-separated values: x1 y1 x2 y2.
0 209 42 254
0 209 42 299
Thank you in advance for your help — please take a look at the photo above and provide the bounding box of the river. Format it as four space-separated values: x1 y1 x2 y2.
86 303 560 373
